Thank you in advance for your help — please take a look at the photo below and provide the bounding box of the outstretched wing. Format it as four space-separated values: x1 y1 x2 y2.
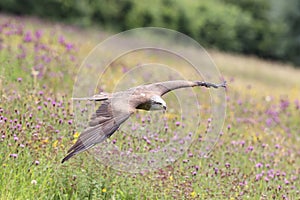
145 80 226 96
145 80 197 96
62 100 133 163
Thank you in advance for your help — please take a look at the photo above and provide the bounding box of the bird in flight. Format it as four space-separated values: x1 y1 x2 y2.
62 80 226 163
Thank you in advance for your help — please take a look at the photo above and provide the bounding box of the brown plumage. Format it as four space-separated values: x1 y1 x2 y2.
62 80 226 163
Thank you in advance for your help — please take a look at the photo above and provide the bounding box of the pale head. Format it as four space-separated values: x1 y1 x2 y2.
150 95 167 110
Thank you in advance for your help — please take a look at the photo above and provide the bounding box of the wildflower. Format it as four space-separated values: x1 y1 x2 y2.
14 136 19 141
17 77 22 82
280 98 289 111
175 121 180 126
23 31 32 42
191 191 196 198
35 160 40 165
295 99 300 110
225 162 230 168
102 188 107 193
247 146 254 152
255 163 263 168
10 154 18 158
264 177 269 182
35 30 42 39
52 140 58 148
73 131 81 139
240 140 245 146
58 35 65 44
31 180 37 185
255 174 262 181
65 43 73 51
214 167 218 174
284 179 289 185
227 124 231 130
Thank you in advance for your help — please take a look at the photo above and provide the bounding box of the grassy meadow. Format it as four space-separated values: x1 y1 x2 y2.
0 15 299 199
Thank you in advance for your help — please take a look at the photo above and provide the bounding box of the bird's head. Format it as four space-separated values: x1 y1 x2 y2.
150 95 167 111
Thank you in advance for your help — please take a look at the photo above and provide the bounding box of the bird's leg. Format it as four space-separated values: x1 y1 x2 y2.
197 81 226 89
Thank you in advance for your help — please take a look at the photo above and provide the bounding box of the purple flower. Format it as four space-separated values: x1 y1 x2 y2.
17 77 22 82
265 118 273 127
280 98 289 111
255 174 262 181
35 30 42 39
255 163 263 168
175 121 180 126
275 144 280 149
65 43 73 51
277 185 282 190
240 140 245 146
68 120 73 125
214 167 219 174
14 136 19 141
10 154 18 158
192 171 197 176
227 124 231 130
284 179 289 185
295 99 300 110
23 31 32 42
35 160 40 165
58 35 65 44
225 162 230 168
264 177 269 182
247 146 254 152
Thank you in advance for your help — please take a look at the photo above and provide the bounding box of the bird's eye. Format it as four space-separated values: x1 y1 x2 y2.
157 102 162 105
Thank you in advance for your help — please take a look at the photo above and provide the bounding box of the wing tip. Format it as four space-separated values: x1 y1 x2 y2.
61 152 75 163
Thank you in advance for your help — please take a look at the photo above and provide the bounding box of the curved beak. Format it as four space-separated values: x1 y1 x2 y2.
163 105 167 110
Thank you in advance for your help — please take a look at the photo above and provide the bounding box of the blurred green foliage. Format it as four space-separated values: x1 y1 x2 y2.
0 0 299 66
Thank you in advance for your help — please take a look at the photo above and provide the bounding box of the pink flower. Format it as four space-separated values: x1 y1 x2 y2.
10 154 18 158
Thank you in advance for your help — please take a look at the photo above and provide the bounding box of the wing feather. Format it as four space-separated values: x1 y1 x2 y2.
62 100 133 163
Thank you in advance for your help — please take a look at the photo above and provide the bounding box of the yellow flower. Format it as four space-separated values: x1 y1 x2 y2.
52 140 58 148
73 132 80 139
102 188 107 193
169 176 173 181
42 138 49 144
191 191 196 198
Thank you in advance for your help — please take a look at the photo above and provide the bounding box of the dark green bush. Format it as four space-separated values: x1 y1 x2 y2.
0 0 298 66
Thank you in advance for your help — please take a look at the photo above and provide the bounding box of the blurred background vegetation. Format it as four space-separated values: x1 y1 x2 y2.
0 0 299 67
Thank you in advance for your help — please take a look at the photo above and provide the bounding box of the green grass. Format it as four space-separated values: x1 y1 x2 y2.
0 15 299 199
